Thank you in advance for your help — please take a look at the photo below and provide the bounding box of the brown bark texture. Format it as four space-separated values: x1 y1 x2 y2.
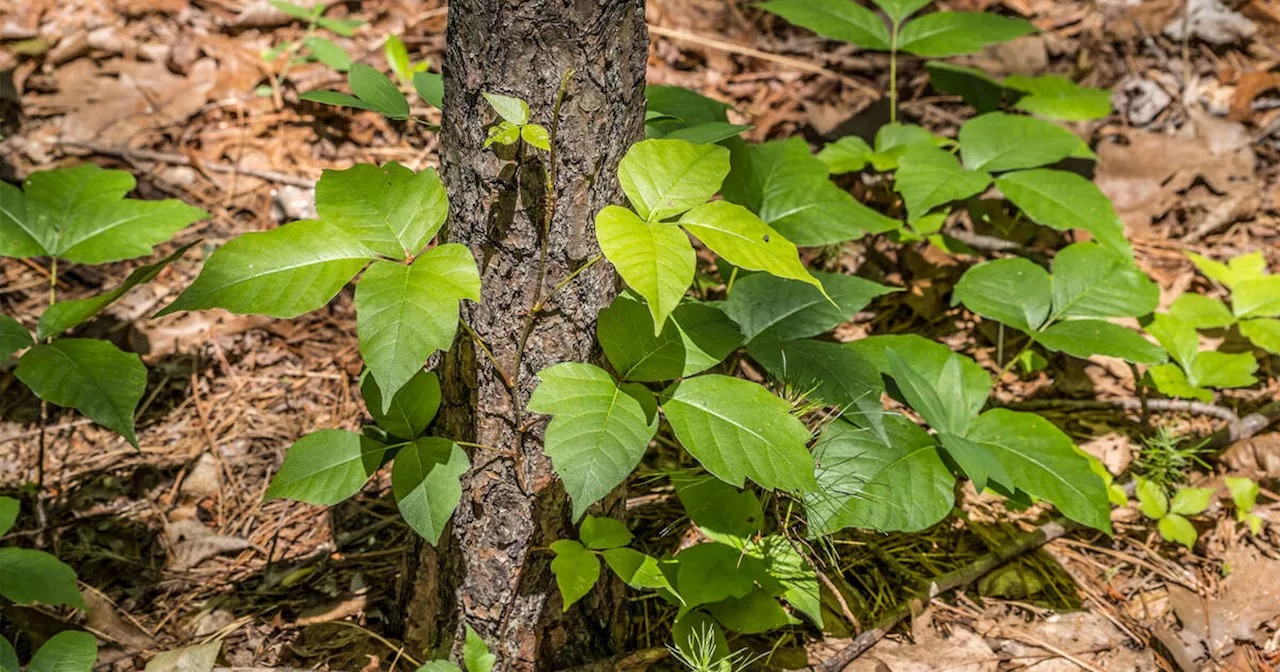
403 1 648 669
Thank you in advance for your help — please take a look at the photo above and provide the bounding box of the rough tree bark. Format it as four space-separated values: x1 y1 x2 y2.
403 1 648 669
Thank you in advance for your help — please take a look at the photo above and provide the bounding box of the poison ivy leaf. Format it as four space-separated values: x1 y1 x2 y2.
27 631 97 672
392 438 468 545
1050 242 1159 320
361 370 440 439
646 85 733 124
894 145 992 222
16 339 145 448
748 339 883 412
886 349 970 435
705 590 797 634
1190 351 1257 389
305 36 350 71
1226 476 1259 515
672 473 763 548
925 62 1006 113
0 180 44 257
674 543 756 609
0 548 84 609
1170 487 1214 516
807 417 953 535
315 162 447 258
870 123 948 171
482 92 530 125
384 36 410 81
355 245 480 405
268 0 316 20
528 363 658 520
0 315 32 360
0 497 17 536
721 138 899 246
817 136 873 174
954 257 1051 332
1034 320 1168 364
299 90 381 112
484 121 521 148
871 0 932 23
964 409 1111 532
265 430 389 505
1240 319 1280 354
661 122 753 144
1186 252 1267 289
595 206 696 331
847 335 991 419
1169 294 1235 329
1136 478 1168 519
598 294 740 382
1 634 16 672
463 626 495 672
39 242 197 341
995 169 1129 255
521 124 551 151
679 201 825 295
939 431 1010 493
1004 74 1111 121
1159 513 1197 548
1147 364 1211 402
1145 313 1198 370
617 139 729 223
897 12 1036 57
549 540 600 610
580 516 633 550
157 220 376 319
1233 276 1280 319
959 113 1093 173
753 0 891 50
348 64 410 118
602 548 678 594
721 270 895 343
663 374 816 492
413 71 444 109
744 535 821 626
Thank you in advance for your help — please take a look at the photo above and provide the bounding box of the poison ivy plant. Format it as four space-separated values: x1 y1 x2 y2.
302 59 443 125
410 624 496 672
1144 312 1259 402
1136 478 1213 548
1174 252 1280 355
1225 476 1262 534
481 92 551 150
1 631 97 672
927 64 1112 121
259 0 364 97
645 85 753 144
0 497 85 610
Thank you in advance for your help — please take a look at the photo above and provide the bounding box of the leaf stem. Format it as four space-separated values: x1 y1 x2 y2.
888 21 900 124
460 318 512 390
456 440 518 458
533 253 603 313
48 257 57 305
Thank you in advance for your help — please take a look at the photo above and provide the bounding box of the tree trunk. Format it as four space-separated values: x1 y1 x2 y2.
403 1 648 669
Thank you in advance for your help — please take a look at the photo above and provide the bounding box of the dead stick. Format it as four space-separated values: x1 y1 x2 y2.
1005 398 1241 424
61 142 319 188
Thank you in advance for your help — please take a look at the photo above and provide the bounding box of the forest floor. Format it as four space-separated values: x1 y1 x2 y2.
1 0 1280 670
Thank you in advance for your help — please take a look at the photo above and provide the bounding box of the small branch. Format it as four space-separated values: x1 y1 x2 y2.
455 440 518 459
62 142 319 188
947 229 1024 253
809 519 1075 672
460 318 513 390
1005 398 1241 424
533 253 603 314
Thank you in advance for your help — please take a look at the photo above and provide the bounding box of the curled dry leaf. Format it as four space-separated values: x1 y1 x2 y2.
165 519 253 570
1221 432 1280 476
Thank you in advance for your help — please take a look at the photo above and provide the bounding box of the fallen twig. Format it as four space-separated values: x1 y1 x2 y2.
1005 398 1241 424
61 142 319 189
808 518 1075 672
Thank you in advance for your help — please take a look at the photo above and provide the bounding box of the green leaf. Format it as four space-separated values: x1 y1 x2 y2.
1190 351 1257 389
16 339 146 448
1186 251 1267 289
679 201 824 295
1051 242 1159 320
265 430 389 504
1136 478 1168 519
618 139 730 223
304 36 350 71
484 122 521 148
894 145 991 222
1240 319 1280 354
268 0 314 21
748 339 884 412
521 124 551 151
705 590 798 634
871 0 932 23
1225 476 1259 516
996 169 1129 255
754 0 891 49
1 634 18 672
661 122 752 144
1170 487 1215 516
964 409 1111 532
0 548 84 609
528 363 658 520
384 36 410 81
671 613 728 664
580 515 633 550
300 90 382 112
415 662 462 672
1004 74 1111 121
0 497 17 536
925 62 1006 113
157 220 376 319
39 242 197 341
392 438 468 545
0 315 32 360
959 113 1093 173
674 543 756 609
1145 313 1198 370
817 136 873 174
886 348 971 435
549 540 600 610
482 92 530 125
316 162 447 258
807 416 953 534
939 432 1010 493
663 375 816 492
1233 276 1280 319
361 369 440 439
871 123 949 171
348 64 409 118
646 85 734 126
463 626 495 672
355 245 480 405
954 257 1051 332
1170 294 1236 329
846 334 991 419
0 178 45 257
898 12 1036 57
722 138 900 246
1158 513 1197 548
744 535 822 626
595 205 696 331
27 631 97 672
721 270 895 343
413 71 444 109
317 16 363 36
598 294 741 382
1035 319 1168 364
1146 363 1212 403
602 548 678 594
672 473 763 547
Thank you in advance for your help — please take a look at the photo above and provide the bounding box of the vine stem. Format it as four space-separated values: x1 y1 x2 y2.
460 318 512 390
455 440 518 458
532 253 603 314
1004 398 1240 424
888 21 900 124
